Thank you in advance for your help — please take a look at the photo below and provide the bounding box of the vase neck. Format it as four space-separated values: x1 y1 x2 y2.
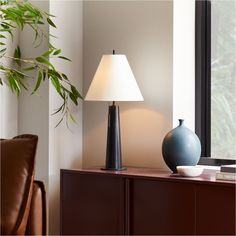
179 119 184 126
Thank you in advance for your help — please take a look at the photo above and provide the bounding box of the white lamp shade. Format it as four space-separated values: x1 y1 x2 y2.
85 54 144 101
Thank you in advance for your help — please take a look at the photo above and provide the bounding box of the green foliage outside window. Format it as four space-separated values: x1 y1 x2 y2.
211 0 236 159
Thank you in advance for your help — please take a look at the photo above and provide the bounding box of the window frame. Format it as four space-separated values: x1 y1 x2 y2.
195 0 236 165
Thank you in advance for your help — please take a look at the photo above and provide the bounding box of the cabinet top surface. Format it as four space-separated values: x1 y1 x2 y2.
61 167 235 186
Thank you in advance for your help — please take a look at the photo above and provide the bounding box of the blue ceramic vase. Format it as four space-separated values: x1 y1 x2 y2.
162 119 201 173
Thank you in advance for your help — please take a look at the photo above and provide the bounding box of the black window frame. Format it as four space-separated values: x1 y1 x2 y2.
195 0 236 166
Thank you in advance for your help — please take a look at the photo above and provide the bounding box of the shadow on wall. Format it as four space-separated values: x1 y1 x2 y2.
83 102 171 170
121 104 171 169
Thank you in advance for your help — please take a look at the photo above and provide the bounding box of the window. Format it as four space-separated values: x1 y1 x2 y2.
195 0 236 165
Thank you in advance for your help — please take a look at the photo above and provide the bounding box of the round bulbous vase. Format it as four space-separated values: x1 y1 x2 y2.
162 119 201 173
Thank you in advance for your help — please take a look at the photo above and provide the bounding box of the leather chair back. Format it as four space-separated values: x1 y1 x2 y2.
1 135 38 235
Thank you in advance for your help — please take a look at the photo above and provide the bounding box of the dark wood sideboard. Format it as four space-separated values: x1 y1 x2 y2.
60 168 235 235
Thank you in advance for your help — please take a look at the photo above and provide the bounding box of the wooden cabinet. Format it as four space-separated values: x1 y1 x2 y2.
196 185 236 235
130 179 195 235
61 173 124 235
60 168 235 235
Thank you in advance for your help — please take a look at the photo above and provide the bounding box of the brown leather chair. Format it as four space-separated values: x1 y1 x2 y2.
0 134 47 235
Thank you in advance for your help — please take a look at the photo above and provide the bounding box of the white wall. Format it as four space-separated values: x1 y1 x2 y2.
83 1 173 169
18 0 50 191
49 1 83 234
173 0 195 130
0 29 19 138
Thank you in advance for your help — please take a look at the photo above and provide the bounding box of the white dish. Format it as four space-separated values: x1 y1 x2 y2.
176 166 204 177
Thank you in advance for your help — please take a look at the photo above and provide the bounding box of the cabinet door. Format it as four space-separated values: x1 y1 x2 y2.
196 185 235 235
130 179 195 235
61 171 125 235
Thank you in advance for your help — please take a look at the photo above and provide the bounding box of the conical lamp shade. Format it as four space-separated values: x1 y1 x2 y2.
85 54 143 101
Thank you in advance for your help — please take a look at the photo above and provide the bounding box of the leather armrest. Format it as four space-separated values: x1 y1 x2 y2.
26 181 47 235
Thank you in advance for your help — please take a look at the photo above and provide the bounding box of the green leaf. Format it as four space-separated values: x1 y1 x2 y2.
0 65 6 71
49 33 57 38
69 113 78 125
14 46 21 66
51 105 64 115
23 66 36 71
48 69 62 79
55 116 64 128
7 73 21 95
14 69 26 78
45 11 56 17
0 78 3 85
69 92 78 105
36 56 54 69
42 71 47 81
62 73 69 81
1 21 15 29
50 76 61 95
33 29 39 44
71 85 83 100
15 46 21 58
0 28 13 39
0 48 6 54
49 42 56 50
47 17 56 28
32 71 42 94
61 85 70 93
58 56 71 61
42 49 53 57
18 79 28 91
36 56 48 63
53 49 61 55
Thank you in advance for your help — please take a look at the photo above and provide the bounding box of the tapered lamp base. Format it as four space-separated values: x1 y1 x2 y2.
101 103 126 171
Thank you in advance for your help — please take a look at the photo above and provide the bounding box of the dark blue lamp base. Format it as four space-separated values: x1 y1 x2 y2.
101 102 126 171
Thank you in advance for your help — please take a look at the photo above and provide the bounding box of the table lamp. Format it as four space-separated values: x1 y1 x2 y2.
85 50 143 170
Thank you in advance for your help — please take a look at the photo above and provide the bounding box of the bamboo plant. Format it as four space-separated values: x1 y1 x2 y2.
0 0 83 126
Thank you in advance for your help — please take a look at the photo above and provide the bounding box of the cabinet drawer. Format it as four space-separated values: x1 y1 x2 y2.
130 179 195 235
61 172 125 235
196 185 236 235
